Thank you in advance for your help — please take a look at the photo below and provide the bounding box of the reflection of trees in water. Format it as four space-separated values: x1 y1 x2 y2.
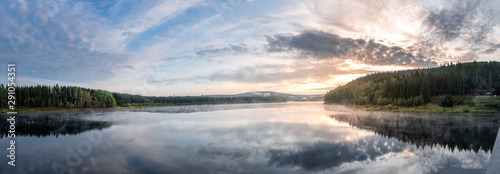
0 114 112 138
329 113 500 153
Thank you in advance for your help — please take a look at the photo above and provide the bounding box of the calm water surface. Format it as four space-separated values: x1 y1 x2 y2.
1 102 499 174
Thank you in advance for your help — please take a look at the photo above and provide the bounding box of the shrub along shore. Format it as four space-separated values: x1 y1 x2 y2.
346 96 500 113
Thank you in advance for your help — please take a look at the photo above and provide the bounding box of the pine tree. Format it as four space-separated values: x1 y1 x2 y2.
421 76 431 103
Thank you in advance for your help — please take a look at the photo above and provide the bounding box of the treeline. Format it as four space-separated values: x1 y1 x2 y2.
0 85 116 108
0 84 287 109
112 93 286 106
325 61 500 106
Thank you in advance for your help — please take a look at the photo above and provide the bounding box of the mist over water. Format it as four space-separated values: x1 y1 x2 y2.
0 102 497 174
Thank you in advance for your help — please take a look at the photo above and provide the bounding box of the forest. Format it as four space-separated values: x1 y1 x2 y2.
324 61 500 108
111 93 286 106
0 85 286 110
0 85 116 109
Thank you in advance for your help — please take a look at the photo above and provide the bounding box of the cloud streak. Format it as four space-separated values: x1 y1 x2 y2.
195 44 250 58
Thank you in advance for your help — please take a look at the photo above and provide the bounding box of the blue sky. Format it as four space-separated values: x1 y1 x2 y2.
1 0 500 95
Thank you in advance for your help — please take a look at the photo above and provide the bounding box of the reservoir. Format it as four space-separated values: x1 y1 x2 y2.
0 101 498 174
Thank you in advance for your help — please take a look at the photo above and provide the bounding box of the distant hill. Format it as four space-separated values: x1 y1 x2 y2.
208 91 324 101
324 61 500 107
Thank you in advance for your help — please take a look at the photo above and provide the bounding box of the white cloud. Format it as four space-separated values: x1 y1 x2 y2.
96 0 204 52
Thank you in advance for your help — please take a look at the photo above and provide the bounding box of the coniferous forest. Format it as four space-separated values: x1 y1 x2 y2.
111 93 286 106
0 85 286 110
324 61 500 108
0 85 116 109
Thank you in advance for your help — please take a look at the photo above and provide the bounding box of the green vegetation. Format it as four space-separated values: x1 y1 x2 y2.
350 97 500 113
439 95 454 107
0 85 286 112
0 85 116 109
111 93 286 107
325 61 500 113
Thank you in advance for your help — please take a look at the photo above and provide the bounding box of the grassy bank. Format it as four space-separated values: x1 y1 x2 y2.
346 97 500 113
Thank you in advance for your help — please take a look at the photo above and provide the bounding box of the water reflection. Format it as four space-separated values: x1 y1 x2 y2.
130 102 286 113
268 137 405 171
0 113 112 138
329 113 500 153
0 103 496 174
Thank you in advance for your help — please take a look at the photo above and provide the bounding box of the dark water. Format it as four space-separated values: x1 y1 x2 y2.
1 102 499 174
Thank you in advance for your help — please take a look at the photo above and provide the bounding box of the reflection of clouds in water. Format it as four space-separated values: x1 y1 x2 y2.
319 145 490 174
267 137 490 174
198 146 253 160
267 137 405 171
2 103 494 173
205 121 374 150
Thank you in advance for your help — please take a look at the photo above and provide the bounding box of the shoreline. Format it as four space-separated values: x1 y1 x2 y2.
344 103 500 113
5 101 498 114
0 106 154 114
0 101 294 114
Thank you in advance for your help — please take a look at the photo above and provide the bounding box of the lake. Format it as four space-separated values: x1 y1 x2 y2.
1 101 499 174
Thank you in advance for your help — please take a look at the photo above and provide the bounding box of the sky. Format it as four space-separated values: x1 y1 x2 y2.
1 0 500 96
